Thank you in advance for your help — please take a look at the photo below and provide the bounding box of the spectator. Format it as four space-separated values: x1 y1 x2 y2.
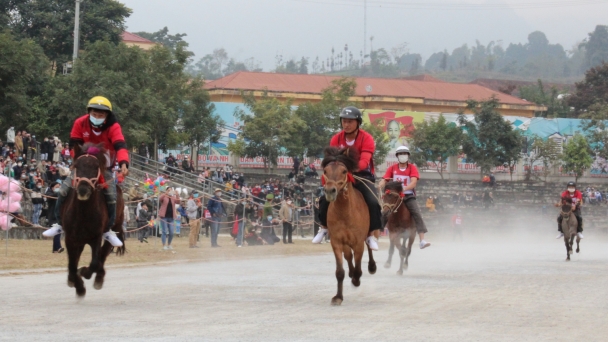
237 173 245 187
6 126 15 149
296 171 305 185
288 170 295 182
27 134 37 160
31 179 44 225
207 188 226 248
138 142 149 166
187 192 202 248
293 156 300 174
244 220 264 246
202 206 211 238
279 198 295 244
158 186 180 250
482 174 490 186
61 144 71 163
260 214 280 245
52 137 62 162
233 198 245 247
489 172 496 187
15 131 23 158
137 202 152 243
182 155 192 173
45 182 63 253
197 170 206 187
451 210 464 241
464 192 473 207
425 196 436 212
433 195 443 211
40 137 49 161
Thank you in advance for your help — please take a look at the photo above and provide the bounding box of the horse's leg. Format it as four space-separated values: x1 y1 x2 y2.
343 247 355 279
78 237 102 280
396 235 406 276
367 243 377 275
331 244 345 306
94 241 113 290
352 242 364 287
564 236 570 261
384 238 394 269
67 242 86 297
576 237 581 254
405 230 415 269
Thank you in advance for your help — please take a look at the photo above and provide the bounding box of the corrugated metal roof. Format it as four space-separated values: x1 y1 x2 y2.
205 71 532 105
121 31 154 44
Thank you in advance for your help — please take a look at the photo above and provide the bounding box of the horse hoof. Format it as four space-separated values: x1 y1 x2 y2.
348 270 354 279
576 249 580 254
93 281 103 290
383 262 391 269
397 270 403 276
368 262 377 275
67 280 75 288
331 297 343 306
352 278 361 287
569 250 573 255
76 288 86 297
566 258 570 262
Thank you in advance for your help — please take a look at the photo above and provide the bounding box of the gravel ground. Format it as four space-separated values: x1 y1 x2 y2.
1 231 608 342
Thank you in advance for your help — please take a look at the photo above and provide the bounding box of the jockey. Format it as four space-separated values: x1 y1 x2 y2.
378 146 431 249
556 181 584 239
312 106 383 250
42 96 128 247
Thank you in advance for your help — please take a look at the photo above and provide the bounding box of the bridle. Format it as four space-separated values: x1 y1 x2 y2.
382 190 404 214
72 154 102 189
322 162 351 195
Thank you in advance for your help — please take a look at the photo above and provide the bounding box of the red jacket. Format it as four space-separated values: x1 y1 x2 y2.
330 129 375 175
70 114 129 167
561 190 583 210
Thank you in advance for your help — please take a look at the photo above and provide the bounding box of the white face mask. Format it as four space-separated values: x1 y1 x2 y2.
568 188 575 193
215 192 221 197
397 155 409 164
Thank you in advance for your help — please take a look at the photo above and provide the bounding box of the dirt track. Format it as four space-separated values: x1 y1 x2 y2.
2 231 608 341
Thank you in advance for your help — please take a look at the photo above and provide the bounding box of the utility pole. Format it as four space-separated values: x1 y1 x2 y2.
363 0 367 59
73 0 82 64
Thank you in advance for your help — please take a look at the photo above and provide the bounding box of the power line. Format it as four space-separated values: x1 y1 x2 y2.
291 0 608 10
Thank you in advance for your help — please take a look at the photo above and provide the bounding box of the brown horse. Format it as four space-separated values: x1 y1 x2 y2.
382 181 416 275
322 147 376 306
63 143 125 297
560 197 580 261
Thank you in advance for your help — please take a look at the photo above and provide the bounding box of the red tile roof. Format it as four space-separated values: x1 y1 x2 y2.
205 71 532 106
121 31 154 44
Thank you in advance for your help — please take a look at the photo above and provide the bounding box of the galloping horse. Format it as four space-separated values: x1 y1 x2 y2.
63 143 125 297
382 181 417 275
322 147 376 306
560 197 580 261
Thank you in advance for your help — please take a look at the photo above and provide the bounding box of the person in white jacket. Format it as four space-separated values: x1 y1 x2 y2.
6 127 15 148
186 192 202 248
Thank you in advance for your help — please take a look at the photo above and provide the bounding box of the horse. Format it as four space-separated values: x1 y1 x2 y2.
62 143 125 297
560 197 580 261
322 146 376 306
381 181 416 275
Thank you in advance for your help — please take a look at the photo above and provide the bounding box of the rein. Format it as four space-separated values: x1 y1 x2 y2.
382 190 404 214
321 172 351 194
72 154 105 190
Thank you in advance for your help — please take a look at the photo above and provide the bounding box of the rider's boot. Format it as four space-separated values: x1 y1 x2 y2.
556 232 564 239
102 197 123 247
419 240 431 249
312 227 328 244
576 216 583 239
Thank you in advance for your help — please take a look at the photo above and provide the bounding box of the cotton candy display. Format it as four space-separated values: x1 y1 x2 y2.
0 174 22 230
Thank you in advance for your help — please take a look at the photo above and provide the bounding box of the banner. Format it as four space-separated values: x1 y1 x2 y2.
238 156 321 169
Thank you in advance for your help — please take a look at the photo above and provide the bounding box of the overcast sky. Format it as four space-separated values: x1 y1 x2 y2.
120 0 608 70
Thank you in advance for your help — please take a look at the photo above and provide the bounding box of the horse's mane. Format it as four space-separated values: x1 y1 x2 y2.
561 196 573 204
75 143 108 169
385 181 403 194
321 147 359 172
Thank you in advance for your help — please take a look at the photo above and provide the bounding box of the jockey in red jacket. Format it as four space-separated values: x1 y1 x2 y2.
312 107 383 250
43 96 129 247
556 181 584 239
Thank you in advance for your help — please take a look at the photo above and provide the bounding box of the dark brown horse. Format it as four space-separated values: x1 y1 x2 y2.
382 181 416 275
322 147 376 306
560 197 580 261
63 143 125 297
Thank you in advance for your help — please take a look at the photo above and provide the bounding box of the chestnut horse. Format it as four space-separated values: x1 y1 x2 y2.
560 197 580 261
63 143 125 297
322 147 376 306
382 181 416 275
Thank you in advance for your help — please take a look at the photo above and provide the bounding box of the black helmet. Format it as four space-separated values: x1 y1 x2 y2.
339 106 362 124
567 181 576 188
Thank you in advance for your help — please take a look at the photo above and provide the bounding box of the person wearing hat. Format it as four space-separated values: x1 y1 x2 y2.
186 192 202 248
207 188 226 247
313 106 383 251
556 181 584 239
378 146 431 249
451 210 464 241
42 96 128 247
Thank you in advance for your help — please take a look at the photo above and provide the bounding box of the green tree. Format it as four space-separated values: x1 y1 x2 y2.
568 62 608 114
522 135 561 181
232 93 305 172
561 134 593 182
0 31 50 132
4 0 131 68
295 77 357 158
458 97 523 176
133 27 188 52
518 80 571 117
581 25 608 68
580 102 608 173
361 120 390 168
409 115 463 179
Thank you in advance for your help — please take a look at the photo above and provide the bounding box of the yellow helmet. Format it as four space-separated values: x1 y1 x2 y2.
87 96 113 114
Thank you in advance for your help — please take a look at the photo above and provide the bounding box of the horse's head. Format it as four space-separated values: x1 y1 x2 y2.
382 181 404 215
73 143 107 201
321 147 359 202
561 196 573 216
